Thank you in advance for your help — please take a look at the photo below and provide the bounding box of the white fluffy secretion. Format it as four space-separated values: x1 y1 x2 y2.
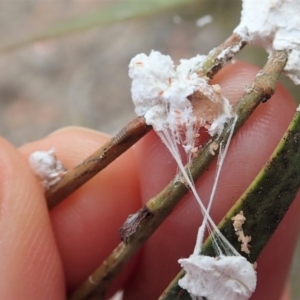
176 119 256 300
234 0 300 85
129 51 232 156
129 51 256 299
28 148 66 189
178 255 256 300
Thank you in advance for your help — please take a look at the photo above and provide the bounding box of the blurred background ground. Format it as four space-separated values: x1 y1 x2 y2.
0 0 245 144
0 0 299 298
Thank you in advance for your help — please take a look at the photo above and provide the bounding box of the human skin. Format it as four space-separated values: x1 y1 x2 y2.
0 61 297 299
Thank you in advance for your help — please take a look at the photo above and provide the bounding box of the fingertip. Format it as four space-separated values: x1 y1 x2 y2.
0 137 65 299
20 126 111 168
48 126 111 139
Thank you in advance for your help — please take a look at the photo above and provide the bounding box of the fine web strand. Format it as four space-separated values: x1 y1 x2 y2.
180 117 238 257
157 130 235 257
157 114 239 258
193 114 238 256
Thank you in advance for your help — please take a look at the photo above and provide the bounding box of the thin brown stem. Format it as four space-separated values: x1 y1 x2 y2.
46 33 245 209
201 33 246 78
68 50 288 300
46 117 151 209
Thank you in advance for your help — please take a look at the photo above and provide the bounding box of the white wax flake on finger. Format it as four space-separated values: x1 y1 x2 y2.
28 148 66 189
178 255 257 300
129 50 233 157
234 0 300 84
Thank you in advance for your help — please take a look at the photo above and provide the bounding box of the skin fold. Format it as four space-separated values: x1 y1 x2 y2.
0 61 297 299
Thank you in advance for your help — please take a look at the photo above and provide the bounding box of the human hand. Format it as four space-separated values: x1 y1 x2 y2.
0 62 298 300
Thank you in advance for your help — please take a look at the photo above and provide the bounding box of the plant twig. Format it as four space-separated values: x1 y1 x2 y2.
68 50 288 300
46 33 245 209
201 32 246 78
46 117 151 209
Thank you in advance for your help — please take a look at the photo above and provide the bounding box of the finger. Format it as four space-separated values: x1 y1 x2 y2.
0 137 65 299
19 127 141 296
124 61 300 299
280 283 291 300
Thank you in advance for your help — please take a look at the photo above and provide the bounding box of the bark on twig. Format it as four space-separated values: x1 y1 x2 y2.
46 117 151 209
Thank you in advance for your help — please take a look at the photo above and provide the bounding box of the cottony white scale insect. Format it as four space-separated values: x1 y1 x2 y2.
129 50 256 300
29 148 66 189
234 0 300 85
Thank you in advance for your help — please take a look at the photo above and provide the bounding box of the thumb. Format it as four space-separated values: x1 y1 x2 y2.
0 137 65 299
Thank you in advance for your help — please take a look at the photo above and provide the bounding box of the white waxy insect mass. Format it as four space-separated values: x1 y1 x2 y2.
178 255 257 300
129 50 232 157
234 0 300 85
28 148 66 189
129 49 256 299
